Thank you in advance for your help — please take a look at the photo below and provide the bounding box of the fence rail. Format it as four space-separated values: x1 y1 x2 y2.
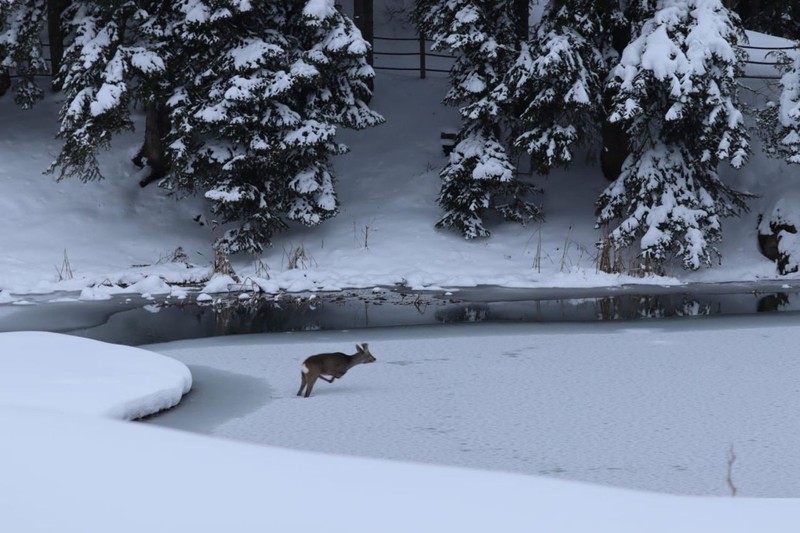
740 44 798 50
369 33 794 82
372 33 454 79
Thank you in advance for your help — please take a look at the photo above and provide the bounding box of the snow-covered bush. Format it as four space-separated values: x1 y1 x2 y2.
757 189 800 274
759 48 800 165
597 0 751 271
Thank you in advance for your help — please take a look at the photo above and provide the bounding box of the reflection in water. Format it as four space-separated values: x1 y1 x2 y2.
757 293 791 313
167 290 795 334
435 292 790 324
7 288 798 346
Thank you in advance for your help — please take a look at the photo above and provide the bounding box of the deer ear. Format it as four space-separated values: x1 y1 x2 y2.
356 344 363 352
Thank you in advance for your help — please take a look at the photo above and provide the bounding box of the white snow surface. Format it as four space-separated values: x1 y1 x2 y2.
3 321 800 532
148 321 800 498
0 331 191 419
2 401 799 533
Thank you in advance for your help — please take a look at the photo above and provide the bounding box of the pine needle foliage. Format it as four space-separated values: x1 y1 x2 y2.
597 0 751 270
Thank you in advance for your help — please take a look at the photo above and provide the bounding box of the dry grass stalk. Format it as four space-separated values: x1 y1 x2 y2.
559 225 574 272
285 244 317 270
214 247 240 282
532 225 543 273
55 249 74 281
254 259 270 279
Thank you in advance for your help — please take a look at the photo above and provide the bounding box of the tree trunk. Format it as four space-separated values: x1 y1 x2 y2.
514 0 529 40
601 88 628 182
353 0 374 92
47 0 69 90
133 100 170 187
601 118 628 182
0 69 10 97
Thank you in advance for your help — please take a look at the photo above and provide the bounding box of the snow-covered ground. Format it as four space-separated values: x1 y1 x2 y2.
5 402 800 533
3 325 800 533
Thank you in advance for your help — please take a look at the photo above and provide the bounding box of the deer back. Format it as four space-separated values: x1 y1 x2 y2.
303 343 375 376
304 352 352 376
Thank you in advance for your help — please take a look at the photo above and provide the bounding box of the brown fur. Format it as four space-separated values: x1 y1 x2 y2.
297 343 376 398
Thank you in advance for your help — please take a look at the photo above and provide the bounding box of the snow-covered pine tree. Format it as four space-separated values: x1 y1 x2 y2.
597 0 751 271
414 0 540 239
282 0 383 231
0 0 48 107
506 0 615 175
758 48 800 165
167 0 381 254
49 1 166 182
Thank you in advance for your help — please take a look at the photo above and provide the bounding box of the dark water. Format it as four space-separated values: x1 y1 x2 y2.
2 282 800 346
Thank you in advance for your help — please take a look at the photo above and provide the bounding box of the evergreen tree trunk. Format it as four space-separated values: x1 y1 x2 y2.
46 0 68 90
600 121 628 181
514 0 528 39
601 89 628 181
0 69 10 97
353 0 374 91
133 100 170 188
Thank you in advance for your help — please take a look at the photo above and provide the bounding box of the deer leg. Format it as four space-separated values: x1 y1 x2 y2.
304 375 318 398
297 372 306 397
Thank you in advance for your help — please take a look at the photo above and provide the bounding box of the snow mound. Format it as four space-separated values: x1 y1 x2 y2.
0 332 191 419
1 404 797 533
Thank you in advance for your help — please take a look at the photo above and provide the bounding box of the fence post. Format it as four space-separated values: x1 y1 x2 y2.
419 32 427 79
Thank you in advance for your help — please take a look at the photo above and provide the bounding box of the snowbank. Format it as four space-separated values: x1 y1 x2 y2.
0 331 191 419
1 404 797 533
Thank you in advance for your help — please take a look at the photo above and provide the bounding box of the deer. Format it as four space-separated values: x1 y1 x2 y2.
297 343 376 398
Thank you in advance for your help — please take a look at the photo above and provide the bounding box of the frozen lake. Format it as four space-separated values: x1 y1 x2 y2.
143 315 800 497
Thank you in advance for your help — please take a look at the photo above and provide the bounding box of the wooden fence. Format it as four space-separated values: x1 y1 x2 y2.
372 34 454 79
367 37 797 82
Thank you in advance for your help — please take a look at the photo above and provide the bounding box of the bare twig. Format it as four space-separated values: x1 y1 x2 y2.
727 445 738 497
